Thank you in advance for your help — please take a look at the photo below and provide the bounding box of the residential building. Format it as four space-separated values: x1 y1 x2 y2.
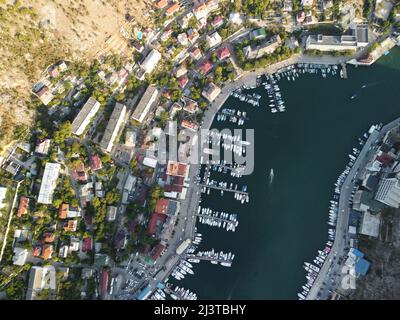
179 12 194 28
187 29 200 44
193 3 209 20
374 175 400 208
17 196 29 217
131 85 159 123
156 0 168 9
301 0 314 6
206 31 222 48
305 25 369 51
140 49 162 77
229 12 244 25
35 139 51 155
63 220 78 232
37 163 61 204
175 64 188 78
250 28 267 41
160 26 173 42
41 245 54 260
0 187 7 211
199 59 213 75
58 203 81 219
100 103 127 153
26 266 56 300
89 154 102 171
243 35 282 59
143 156 158 169
107 206 117 222
166 160 189 178
182 96 198 113
181 119 199 131
177 33 189 46
190 46 202 60
211 15 224 28
216 46 230 60
148 212 168 235
202 82 221 102
71 97 101 136
178 75 189 89
13 247 28 266
166 2 180 16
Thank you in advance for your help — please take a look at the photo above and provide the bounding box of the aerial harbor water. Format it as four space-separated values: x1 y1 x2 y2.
173 48 400 299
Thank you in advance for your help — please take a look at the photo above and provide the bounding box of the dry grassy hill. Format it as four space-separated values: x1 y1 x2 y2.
0 0 153 153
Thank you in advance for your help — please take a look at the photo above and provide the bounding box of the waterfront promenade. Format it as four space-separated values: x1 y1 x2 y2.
307 118 400 300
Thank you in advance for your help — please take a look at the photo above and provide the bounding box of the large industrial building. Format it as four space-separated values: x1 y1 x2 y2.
71 97 101 136
305 25 369 51
131 85 159 123
99 103 127 153
37 163 61 204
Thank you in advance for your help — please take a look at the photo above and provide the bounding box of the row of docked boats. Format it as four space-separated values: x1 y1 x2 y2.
298 244 333 300
188 248 235 267
210 163 245 178
231 89 261 107
197 206 239 232
170 286 198 300
171 259 195 281
216 108 248 126
262 75 285 113
296 63 339 78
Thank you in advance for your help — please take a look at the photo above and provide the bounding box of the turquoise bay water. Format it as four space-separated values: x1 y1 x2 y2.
178 48 400 299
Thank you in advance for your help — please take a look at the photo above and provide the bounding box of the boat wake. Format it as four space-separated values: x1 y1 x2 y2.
269 168 274 185
351 81 383 99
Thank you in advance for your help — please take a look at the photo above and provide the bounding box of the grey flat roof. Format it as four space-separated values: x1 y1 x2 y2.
71 97 99 134
131 85 158 122
100 103 126 150
355 26 368 43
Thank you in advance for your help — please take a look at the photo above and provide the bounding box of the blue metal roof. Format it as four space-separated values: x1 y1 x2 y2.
136 284 151 300
156 282 165 289
350 248 364 258
355 258 370 276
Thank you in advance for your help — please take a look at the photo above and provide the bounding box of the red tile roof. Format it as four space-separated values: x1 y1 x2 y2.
166 161 188 177
151 243 165 261
17 197 29 217
217 46 230 60
82 237 92 252
41 245 53 260
178 75 189 88
90 154 102 171
156 0 168 9
199 60 213 74
155 198 169 215
101 270 109 295
190 46 202 59
211 15 223 27
166 2 179 15
148 213 167 235
59 203 68 219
